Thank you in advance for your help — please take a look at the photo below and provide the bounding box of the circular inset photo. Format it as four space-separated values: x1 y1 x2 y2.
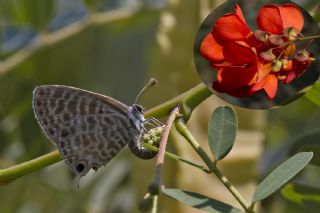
194 0 320 109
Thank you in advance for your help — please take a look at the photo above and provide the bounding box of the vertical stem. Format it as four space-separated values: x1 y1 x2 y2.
151 195 158 213
154 106 180 186
175 118 252 212
175 118 215 171
212 167 253 212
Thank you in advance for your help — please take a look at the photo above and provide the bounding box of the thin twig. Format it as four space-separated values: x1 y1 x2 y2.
143 143 210 173
154 106 180 187
151 195 158 213
175 118 215 171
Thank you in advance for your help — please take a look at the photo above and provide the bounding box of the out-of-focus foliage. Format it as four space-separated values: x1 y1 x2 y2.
306 82 320 106
0 0 320 213
84 0 102 11
289 129 320 166
281 183 320 211
0 0 56 30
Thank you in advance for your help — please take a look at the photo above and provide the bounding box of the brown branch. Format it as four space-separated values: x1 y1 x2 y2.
154 105 180 187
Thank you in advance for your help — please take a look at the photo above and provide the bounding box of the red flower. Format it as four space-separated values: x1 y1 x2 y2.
257 4 304 35
200 3 312 100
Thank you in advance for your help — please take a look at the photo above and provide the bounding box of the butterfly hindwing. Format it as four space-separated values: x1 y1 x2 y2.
33 85 133 175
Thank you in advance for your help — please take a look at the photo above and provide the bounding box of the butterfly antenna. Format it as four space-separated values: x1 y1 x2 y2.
135 78 158 104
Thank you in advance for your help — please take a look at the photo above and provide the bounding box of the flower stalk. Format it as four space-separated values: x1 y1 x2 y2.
154 106 180 187
143 143 210 173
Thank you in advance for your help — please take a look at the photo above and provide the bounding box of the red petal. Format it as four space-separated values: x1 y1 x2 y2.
215 65 257 91
256 63 272 82
200 33 225 62
213 5 251 43
213 81 252 97
234 4 246 24
257 4 304 34
283 71 296 84
257 4 284 34
292 57 312 76
250 74 278 100
223 41 257 65
249 77 266 93
263 74 278 100
280 4 304 33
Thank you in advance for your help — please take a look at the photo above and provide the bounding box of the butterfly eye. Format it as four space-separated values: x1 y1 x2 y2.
75 163 85 173
134 104 143 113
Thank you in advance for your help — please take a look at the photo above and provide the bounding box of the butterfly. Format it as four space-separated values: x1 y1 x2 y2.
32 79 161 176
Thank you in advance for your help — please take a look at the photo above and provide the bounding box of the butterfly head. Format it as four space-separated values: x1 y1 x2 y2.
132 104 144 114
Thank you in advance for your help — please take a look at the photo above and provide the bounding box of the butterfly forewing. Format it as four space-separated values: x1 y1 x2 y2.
33 85 134 175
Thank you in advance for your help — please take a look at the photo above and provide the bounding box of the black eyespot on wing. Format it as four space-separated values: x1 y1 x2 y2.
75 163 85 173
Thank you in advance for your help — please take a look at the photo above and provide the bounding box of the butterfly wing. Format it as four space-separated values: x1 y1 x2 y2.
33 85 133 175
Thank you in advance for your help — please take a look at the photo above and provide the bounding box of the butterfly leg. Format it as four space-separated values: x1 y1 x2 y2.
143 117 164 127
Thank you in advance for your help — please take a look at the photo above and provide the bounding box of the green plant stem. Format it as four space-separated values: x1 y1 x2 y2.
249 202 256 212
145 83 211 121
297 35 320 41
212 166 253 213
143 143 210 173
175 118 252 212
151 195 158 213
0 83 211 185
0 151 62 185
175 118 215 171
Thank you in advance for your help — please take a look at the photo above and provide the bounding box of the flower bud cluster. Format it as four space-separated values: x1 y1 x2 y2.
142 126 163 147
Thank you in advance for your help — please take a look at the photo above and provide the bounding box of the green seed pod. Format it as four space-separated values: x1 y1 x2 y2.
272 60 283 72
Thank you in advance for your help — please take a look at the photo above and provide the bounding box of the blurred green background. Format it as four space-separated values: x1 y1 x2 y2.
0 0 319 212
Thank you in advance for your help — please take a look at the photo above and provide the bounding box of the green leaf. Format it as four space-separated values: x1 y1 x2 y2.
163 189 241 213
281 183 320 212
208 106 237 160
252 152 313 202
306 81 320 106
289 128 320 166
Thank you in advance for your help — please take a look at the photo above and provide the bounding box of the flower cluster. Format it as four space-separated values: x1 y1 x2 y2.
200 3 314 100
